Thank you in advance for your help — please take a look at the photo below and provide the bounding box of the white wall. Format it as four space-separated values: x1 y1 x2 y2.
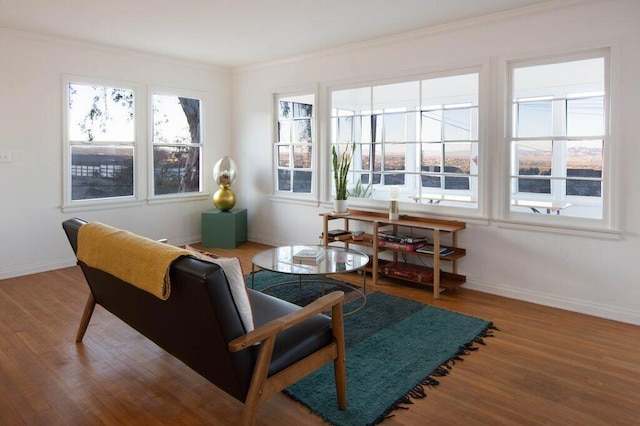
232 0 640 324
0 30 231 278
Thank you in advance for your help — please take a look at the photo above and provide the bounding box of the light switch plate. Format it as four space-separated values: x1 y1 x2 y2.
0 150 12 163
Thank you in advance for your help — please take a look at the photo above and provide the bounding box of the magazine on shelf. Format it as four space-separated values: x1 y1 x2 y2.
377 239 429 252
293 248 326 264
416 245 455 256
377 232 428 244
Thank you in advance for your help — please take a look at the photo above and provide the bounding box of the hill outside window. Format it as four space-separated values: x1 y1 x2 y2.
151 92 202 196
330 72 480 209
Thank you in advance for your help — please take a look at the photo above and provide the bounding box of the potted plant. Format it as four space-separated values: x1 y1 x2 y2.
332 142 355 213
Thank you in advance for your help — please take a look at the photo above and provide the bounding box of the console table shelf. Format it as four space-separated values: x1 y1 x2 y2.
320 209 466 298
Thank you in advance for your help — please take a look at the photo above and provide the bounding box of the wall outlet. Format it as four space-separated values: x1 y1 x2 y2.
0 150 12 163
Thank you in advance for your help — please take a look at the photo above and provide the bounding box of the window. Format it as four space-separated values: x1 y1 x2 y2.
274 93 315 196
330 72 479 207
152 92 202 196
65 81 136 203
508 52 608 220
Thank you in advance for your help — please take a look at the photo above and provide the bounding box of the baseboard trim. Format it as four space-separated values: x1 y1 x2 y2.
463 279 640 326
0 258 78 280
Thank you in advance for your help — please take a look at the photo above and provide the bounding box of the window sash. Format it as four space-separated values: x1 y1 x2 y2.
151 92 203 197
506 51 608 221
64 78 138 206
329 72 480 207
274 93 316 197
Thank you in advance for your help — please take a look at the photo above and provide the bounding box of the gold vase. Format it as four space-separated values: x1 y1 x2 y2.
213 185 236 211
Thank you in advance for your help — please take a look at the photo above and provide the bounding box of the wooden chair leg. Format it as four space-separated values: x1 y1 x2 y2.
76 293 96 343
332 303 347 410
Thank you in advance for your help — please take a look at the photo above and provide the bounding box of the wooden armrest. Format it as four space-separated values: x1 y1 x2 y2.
228 291 344 352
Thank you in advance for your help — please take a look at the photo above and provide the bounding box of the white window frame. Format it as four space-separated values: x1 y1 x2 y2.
325 66 487 220
499 46 619 236
62 75 144 212
148 87 208 203
271 87 319 204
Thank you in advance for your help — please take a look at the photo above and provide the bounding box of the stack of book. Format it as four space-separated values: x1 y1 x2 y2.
416 245 455 256
377 232 429 251
322 229 352 241
292 248 326 265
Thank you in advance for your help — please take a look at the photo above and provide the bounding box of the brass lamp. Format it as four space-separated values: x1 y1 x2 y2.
388 185 400 220
212 156 237 211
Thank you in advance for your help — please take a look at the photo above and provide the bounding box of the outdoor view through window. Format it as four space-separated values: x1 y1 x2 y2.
67 82 202 202
330 73 479 207
509 55 606 219
67 83 135 201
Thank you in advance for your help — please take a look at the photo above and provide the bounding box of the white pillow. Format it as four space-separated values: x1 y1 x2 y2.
186 246 254 332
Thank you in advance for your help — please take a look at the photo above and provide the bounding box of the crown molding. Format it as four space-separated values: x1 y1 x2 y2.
0 26 231 74
234 0 608 74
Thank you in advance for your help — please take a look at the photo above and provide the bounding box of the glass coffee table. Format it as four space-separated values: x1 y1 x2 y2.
251 245 370 315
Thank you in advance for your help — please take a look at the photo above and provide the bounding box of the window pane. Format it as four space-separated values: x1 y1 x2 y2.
514 140 552 176
421 143 441 188
514 177 551 194
513 58 604 99
444 143 472 175
372 114 383 142
422 175 441 188
153 95 200 144
383 112 409 142
444 108 471 141
153 146 200 194
294 103 312 118
567 97 604 136
276 94 314 196
278 169 291 191
336 116 353 143
421 110 442 142
421 143 441 171
445 176 469 190
71 146 133 200
359 144 371 170
293 145 312 168
278 121 292 142
516 101 552 137
384 143 405 171
68 83 134 142
279 101 292 119
372 143 382 172
292 170 312 193
278 146 290 167
358 115 372 143
294 119 312 142
566 139 603 197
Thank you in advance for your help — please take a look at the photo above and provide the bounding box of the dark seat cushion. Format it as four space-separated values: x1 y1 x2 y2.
248 289 333 376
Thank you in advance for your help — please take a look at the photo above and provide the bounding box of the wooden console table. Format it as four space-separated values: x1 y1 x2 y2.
320 209 466 298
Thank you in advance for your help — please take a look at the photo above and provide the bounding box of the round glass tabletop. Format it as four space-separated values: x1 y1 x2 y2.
252 245 369 276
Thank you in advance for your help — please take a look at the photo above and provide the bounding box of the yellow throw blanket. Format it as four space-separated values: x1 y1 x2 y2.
77 222 192 300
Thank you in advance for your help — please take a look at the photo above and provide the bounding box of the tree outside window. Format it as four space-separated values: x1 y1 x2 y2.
152 93 202 195
67 82 135 201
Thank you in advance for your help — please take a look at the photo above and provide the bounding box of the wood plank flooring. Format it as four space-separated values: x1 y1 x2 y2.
1 241 638 425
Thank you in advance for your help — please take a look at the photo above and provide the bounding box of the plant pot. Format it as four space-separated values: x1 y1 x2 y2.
334 199 348 214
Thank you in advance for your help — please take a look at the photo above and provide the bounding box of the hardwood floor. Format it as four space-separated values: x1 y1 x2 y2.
1 241 638 425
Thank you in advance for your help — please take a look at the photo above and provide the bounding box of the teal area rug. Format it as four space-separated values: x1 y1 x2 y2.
249 271 496 425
